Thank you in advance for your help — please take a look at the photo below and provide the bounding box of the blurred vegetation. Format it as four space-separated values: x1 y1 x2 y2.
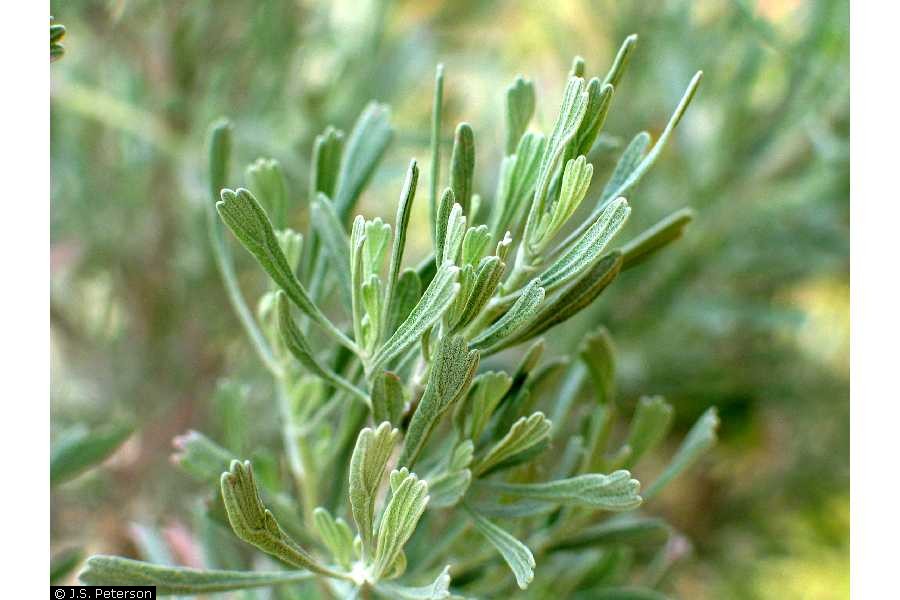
50 0 848 598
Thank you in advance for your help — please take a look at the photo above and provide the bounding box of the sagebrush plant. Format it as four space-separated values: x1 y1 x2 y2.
79 35 718 598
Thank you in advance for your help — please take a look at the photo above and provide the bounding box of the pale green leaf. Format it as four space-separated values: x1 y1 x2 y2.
246 157 288 229
480 470 642 511
375 565 451 600
400 335 480 467
538 197 630 291
573 80 615 158
372 471 430 580
490 133 546 242
427 441 474 508
602 34 639 88
384 160 419 337
450 123 475 216
545 515 669 553
473 412 551 477
217 188 356 352
371 370 407 426
349 422 401 557
310 126 345 199
620 208 694 271
51 423 133 486
276 292 369 405
313 507 355 570
429 64 445 241
600 132 651 205
370 262 460 375
79 556 313 596
387 269 422 336
644 407 719 500
470 279 545 351
580 326 616 405
449 255 505 333
456 371 513 441
623 396 674 469
310 194 352 308
220 460 340 577
505 76 536 154
463 504 534 590
334 102 393 220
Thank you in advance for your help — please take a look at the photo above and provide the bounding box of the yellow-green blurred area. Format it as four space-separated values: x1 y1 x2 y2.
50 0 848 598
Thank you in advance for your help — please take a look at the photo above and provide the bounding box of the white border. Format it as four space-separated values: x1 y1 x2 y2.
851 2 900 597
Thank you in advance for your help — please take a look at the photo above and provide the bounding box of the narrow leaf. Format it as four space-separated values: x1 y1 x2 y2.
463 504 534 590
580 326 616 405
276 292 369 405
601 132 651 205
387 269 422 336
449 123 475 216
247 157 288 229
644 408 719 500
545 516 669 553
310 194 353 308
384 160 419 335
372 471 430 580
623 396 674 469
427 441 474 508
620 208 694 270
457 371 513 441
220 461 339 576
505 76 536 154
79 556 312 595
370 262 460 375
310 126 345 199
400 335 480 466
371 371 407 426
473 412 551 477
313 507 355 570
602 34 639 89
349 423 401 558
538 197 630 291
450 255 505 333
479 470 642 511
375 565 451 600
334 102 393 220
217 188 356 352
429 64 445 241
470 279 545 352
51 423 133 486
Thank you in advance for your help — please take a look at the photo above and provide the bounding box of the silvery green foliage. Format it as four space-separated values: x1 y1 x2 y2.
81 36 718 598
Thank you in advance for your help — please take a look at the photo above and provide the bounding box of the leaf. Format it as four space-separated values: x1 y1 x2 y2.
600 132 651 205
449 123 476 216
463 504 534 590
530 77 590 221
644 408 719 500
313 507 355 570
470 279 545 351
480 470 642 511
220 460 339 576
384 160 419 334
334 102 393 220
372 470 430 580
433 188 455 264
441 204 467 266
79 556 312 595
505 76 536 154
400 335 480 467
494 252 622 352
276 228 303 273
569 55 585 78
623 396 674 469
427 441 474 508
473 412 552 477
246 157 288 229
461 225 492 267
171 429 235 484
276 292 369 405
538 197 630 291
51 422 133 485
387 269 422 336
363 218 392 279
370 262 460 375
544 516 670 553
217 188 356 352
51 548 84 584
573 80 615 158
310 126 345 200
580 326 616 405
349 423 400 558
620 208 694 271
375 565 451 600
310 194 353 308
602 34 639 88
456 371 513 441
371 371 407 426
490 133 546 242
530 155 594 253
429 64 445 241
449 255 505 333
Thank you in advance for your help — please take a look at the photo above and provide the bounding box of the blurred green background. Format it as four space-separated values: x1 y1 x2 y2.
50 0 848 598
